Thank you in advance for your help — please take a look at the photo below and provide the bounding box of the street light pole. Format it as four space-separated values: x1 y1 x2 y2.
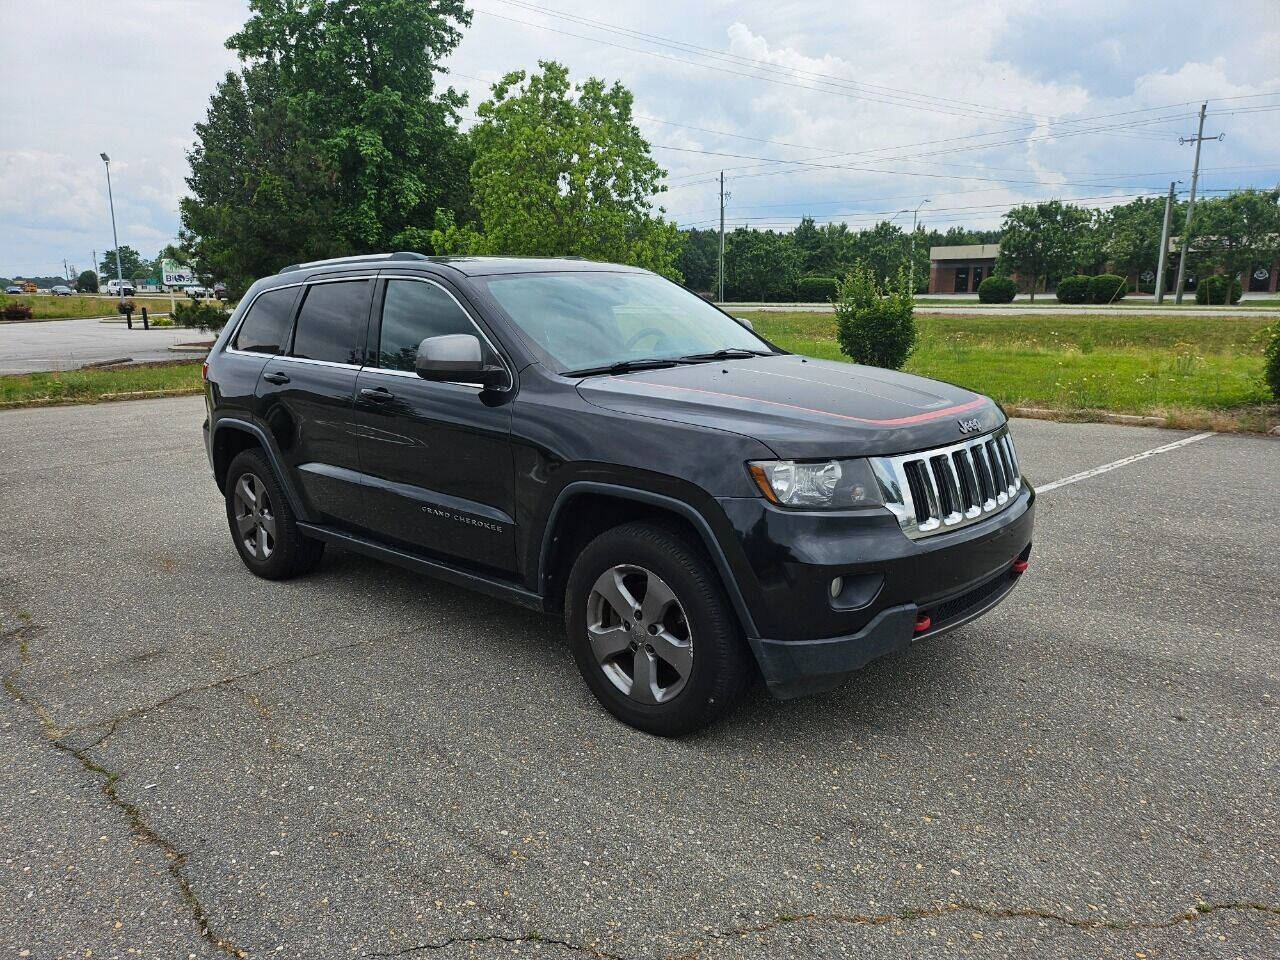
100 153 125 308
909 199 929 293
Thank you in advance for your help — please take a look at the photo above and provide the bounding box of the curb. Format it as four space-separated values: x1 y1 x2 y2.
1007 406 1169 427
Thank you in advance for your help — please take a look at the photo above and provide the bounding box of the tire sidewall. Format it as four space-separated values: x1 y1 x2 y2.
225 450 297 579
566 523 743 736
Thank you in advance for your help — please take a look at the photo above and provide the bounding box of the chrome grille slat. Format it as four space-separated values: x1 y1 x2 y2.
869 426 1024 540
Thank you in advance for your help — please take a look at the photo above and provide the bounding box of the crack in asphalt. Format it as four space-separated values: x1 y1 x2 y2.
366 932 630 958
0 614 416 959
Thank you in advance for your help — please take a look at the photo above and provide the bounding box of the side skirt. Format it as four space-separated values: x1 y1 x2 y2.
297 523 544 612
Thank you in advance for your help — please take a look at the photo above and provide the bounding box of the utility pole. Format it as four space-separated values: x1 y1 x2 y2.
92 250 98 290
100 153 126 308
1154 181 1176 304
1172 103 1222 305
717 171 726 303
909 199 929 292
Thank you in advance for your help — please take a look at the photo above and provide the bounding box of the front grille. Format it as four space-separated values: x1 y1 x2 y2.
930 572 1011 626
870 426 1022 539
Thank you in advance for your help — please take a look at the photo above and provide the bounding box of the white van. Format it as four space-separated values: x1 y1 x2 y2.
106 279 136 296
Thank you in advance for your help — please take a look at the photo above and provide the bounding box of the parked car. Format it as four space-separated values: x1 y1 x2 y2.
51 285 73 296
106 279 136 297
213 282 228 301
4 285 22 295
203 253 1034 735
187 285 210 299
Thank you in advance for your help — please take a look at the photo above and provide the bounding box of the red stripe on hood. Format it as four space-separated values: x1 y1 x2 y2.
622 380 989 427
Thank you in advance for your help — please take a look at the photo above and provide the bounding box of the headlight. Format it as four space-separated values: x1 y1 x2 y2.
747 458 885 509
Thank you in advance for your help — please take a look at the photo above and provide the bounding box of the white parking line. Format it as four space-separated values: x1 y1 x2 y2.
1037 432 1215 493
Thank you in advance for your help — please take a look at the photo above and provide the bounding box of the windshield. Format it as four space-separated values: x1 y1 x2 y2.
478 271 773 373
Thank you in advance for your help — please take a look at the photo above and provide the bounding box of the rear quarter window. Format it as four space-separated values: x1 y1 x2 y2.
233 288 297 354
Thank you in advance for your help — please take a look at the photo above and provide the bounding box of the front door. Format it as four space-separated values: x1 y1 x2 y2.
353 276 517 573
954 267 969 293
255 277 373 531
972 266 984 289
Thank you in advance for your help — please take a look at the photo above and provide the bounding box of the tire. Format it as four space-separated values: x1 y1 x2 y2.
224 449 324 580
565 521 753 736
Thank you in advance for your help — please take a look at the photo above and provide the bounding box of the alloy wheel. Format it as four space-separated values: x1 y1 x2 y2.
233 473 277 560
586 564 693 704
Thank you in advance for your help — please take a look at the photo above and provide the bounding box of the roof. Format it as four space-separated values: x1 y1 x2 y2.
276 252 646 279
930 244 1000 261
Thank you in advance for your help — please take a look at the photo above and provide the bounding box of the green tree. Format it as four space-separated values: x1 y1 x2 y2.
793 216 823 274
181 0 473 292
76 270 99 293
1194 188 1280 304
675 228 719 292
722 228 801 301
436 61 681 278
996 201 1090 300
100 246 147 283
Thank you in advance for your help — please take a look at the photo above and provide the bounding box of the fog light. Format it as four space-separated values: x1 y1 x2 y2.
829 577 844 600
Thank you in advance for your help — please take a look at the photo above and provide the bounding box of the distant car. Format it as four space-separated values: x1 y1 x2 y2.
4 285 22 295
51 285 73 296
213 282 228 300
106 279 136 297
187 285 210 299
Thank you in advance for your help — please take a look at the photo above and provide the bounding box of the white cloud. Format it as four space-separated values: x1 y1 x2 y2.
1 0 1278 273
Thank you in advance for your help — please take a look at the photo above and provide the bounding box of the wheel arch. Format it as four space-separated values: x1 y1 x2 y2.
537 482 759 638
211 418 309 521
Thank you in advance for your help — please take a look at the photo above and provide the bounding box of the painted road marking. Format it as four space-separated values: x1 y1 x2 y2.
1037 432 1215 494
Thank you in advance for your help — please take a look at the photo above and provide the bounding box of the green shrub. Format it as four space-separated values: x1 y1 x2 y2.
834 263 916 370
1264 323 1280 402
172 299 229 332
796 275 838 302
977 275 1016 303
1195 275 1242 305
1055 275 1090 304
149 316 175 327
1089 274 1127 304
2 303 34 321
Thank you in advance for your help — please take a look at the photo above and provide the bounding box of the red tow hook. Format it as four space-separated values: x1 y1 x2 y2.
914 613 932 633
1011 558 1029 575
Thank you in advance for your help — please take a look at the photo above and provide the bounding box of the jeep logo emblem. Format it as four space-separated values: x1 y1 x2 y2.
957 418 982 434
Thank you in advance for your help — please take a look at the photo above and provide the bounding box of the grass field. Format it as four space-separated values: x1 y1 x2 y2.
0 293 178 320
0 361 203 407
742 310 1276 430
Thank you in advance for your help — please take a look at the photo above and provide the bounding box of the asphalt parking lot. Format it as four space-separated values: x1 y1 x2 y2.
0 318 203 374
1 397 1277 959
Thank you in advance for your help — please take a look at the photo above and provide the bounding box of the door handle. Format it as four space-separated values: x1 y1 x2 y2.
263 371 290 384
359 386 395 403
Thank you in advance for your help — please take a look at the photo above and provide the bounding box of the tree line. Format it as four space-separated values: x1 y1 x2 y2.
177 1 1279 302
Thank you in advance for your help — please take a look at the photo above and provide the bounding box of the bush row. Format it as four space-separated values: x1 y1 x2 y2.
1265 323 1280 402
1195 275 1243 305
2 303 34 321
173 299 230 332
1056 274 1127 304
976 275 1016 303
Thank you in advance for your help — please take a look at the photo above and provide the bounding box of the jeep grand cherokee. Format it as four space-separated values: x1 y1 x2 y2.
203 253 1034 735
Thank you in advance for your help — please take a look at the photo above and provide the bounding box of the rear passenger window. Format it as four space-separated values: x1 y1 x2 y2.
377 279 480 371
233 288 296 353
290 280 370 365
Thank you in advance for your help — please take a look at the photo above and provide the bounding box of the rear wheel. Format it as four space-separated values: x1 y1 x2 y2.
565 521 752 736
224 449 323 580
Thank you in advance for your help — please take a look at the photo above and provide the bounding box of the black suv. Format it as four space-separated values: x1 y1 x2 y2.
203 253 1034 735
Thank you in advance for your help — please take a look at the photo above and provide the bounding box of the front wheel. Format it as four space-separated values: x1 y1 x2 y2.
565 522 753 736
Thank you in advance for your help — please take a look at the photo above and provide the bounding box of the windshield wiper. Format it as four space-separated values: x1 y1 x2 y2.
678 348 772 362
564 358 683 378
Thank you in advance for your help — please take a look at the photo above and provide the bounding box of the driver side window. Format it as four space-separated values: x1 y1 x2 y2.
377 279 481 372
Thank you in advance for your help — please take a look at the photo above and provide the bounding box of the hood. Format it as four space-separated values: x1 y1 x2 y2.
576 354 1003 458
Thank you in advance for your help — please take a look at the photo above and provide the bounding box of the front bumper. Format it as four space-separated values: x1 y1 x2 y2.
716 485 1034 698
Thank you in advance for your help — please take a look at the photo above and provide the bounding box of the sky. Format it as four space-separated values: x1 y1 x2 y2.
2 0 1278 279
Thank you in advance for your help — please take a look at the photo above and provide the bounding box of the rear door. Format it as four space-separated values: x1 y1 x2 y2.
256 277 373 531
353 274 517 572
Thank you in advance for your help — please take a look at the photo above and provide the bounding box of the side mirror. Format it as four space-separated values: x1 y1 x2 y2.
415 334 507 388
735 316 754 330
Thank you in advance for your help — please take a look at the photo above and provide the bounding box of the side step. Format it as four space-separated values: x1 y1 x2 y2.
297 523 544 611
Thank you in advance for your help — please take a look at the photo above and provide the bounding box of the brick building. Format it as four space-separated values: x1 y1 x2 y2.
928 244 999 294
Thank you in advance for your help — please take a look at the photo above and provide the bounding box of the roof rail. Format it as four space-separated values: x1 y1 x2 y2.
278 251 430 274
